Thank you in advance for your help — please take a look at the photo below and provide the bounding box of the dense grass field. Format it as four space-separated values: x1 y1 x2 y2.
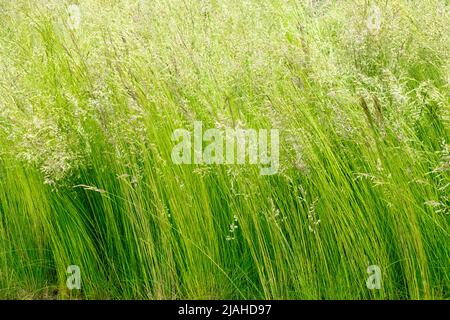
0 0 448 299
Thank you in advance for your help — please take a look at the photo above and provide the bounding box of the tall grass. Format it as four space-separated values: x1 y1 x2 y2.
0 0 448 299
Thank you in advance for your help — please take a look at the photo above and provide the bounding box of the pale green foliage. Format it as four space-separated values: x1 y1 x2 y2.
0 0 448 299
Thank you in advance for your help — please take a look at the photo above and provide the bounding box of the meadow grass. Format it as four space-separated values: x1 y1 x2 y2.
0 0 448 299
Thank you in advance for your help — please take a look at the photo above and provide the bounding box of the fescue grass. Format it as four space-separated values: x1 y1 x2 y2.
0 0 448 299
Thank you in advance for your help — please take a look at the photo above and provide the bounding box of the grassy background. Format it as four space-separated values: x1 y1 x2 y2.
0 0 448 299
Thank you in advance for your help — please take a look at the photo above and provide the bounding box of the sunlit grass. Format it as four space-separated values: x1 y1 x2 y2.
0 0 448 299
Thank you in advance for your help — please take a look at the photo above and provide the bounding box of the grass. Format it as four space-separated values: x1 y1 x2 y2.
0 0 448 299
